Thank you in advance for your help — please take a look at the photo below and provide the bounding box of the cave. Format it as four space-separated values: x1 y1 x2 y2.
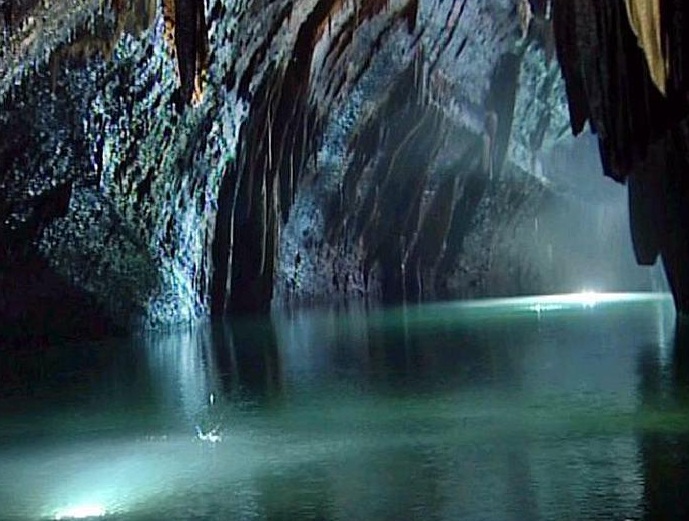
2 1 689 519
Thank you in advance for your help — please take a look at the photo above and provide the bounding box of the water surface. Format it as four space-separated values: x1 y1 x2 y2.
1 293 689 520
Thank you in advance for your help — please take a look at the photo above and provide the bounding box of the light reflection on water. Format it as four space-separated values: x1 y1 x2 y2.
1 293 688 520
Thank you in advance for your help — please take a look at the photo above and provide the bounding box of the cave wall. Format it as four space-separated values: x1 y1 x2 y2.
2 0 246 328
275 0 649 305
0 0 656 331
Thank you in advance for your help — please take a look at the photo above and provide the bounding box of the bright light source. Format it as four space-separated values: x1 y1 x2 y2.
54 504 106 520
577 290 600 308
449 292 671 315
522 291 666 313
525 291 613 311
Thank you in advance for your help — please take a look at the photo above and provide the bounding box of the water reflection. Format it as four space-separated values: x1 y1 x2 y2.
2 294 689 520
272 301 527 395
211 320 281 402
139 320 282 437
143 326 217 427
639 318 689 520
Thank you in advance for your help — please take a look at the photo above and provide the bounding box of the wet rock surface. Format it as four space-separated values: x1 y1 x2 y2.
0 0 658 332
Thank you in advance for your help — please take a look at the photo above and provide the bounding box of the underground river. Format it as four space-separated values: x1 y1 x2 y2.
1 293 688 520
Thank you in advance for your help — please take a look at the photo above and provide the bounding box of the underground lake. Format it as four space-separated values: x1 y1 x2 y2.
1 293 688 521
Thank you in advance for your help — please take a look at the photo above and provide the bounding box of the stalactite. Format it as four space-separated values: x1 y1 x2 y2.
485 52 521 178
212 0 424 313
173 0 208 106
663 0 689 95
267 104 273 171
552 0 679 179
435 138 489 280
403 0 418 32
518 0 533 39
482 111 498 178
258 169 267 276
410 168 462 295
624 0 667 95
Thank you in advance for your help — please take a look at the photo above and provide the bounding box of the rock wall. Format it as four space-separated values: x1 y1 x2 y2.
2 0 246 329
0 0 654 333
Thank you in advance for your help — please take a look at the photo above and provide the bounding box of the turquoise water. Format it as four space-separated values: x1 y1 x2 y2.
1 293 688 520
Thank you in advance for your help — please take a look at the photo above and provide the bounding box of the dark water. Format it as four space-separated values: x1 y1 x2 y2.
1 293 689 521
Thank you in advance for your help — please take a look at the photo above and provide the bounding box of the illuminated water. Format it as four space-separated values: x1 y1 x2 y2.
1 293 689 521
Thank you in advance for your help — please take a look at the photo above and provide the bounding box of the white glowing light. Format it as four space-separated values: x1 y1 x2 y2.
54 504 106 520
525 291 623 311
520 291 671 313
443 292 671 315
576 290 600 308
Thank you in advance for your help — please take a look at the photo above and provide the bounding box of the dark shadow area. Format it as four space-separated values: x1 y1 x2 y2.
639 319 689 520
211 318 281 402
0 255 121 348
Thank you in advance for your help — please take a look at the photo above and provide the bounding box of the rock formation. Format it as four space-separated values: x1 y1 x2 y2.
0 0 662 334
552 0 689 312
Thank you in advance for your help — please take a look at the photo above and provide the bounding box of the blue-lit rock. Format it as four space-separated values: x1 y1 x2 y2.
2 1 246 327
0 0 655 330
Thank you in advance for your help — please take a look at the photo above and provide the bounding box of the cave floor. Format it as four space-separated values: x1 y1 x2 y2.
1 293 687 520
